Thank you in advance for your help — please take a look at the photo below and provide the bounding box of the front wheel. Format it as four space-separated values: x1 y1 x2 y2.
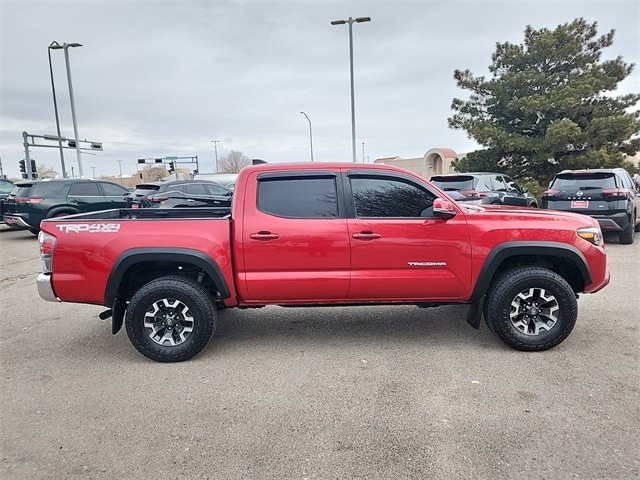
125 275 217 362
484 267 577 351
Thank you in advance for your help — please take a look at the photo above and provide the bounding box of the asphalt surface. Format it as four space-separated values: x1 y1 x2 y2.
1 224 638 479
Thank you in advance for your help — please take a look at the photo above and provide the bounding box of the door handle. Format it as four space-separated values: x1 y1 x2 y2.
249 232 280 240
352 232 382 240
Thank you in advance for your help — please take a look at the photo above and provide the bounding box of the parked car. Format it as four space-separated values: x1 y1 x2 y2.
430 172 538 207
541 168 640 244
126 180 233 208
0 178 14 222
150 190 232 209
2 178 130 234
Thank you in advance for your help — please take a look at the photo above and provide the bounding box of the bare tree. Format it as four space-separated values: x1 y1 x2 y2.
218 150 251 173
140 165 169 182
37 164 58 179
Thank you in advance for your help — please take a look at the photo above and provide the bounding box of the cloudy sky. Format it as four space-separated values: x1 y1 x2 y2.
1 0 638 179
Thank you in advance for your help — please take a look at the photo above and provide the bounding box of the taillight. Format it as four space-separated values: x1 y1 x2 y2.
16 197 43 204
459 190 486 198
542 189 560 197
601 189 626 199
38 231 56 273
148 195 168 202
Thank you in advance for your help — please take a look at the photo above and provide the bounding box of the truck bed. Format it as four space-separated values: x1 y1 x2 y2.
57 207 232 221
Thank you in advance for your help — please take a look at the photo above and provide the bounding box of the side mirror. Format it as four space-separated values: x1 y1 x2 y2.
433 198 457 220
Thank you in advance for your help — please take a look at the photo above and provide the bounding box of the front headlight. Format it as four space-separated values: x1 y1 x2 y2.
577 226 603 246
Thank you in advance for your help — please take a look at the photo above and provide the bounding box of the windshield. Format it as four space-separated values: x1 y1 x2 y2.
551 173 617 190
431 176 475 191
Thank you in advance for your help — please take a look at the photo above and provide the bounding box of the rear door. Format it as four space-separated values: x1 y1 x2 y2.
239 171 350 301
345 170 472 300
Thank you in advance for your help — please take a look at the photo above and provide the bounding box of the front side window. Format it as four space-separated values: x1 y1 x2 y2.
258 176 337 218
100 182 129 196
350 176 436 218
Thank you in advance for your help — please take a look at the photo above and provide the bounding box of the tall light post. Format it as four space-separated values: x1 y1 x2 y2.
61 42 83 177
47 41 67 178
211 140 219 173
300 112 314 162
117 160 123 185
331 16 371 162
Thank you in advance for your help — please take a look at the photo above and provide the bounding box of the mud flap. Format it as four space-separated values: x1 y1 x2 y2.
111 296 126 334
466 297 485 329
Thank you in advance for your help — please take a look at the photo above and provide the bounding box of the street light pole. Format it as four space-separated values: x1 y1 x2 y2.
117 160 123 185
331 16 371 162
300 112 314 162
47 41 67 178
211 140 219 173
62 42 83 177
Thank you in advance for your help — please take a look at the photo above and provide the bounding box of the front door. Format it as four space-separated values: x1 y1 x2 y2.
346 172 472 301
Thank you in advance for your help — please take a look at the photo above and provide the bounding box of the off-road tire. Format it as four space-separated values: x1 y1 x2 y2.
125 275 217 362
485 267 577 351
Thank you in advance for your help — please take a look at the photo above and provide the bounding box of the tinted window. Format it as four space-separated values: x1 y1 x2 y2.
100 182 129 196
0 181 13 194
183 184 207 195
258 177 337 218
431 176 475 191
351 176 436 218
131 185 160 196
69 182 101 196
205 184 233 196
30 182 68 197
552 173 617 190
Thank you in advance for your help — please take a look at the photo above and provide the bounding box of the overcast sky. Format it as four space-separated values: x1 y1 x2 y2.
1 0 638 179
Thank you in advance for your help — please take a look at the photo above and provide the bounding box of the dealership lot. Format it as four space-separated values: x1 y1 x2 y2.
1 225 638 479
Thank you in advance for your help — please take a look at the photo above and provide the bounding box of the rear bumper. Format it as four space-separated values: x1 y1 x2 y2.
37 273 60 302
592 212 629 233
3 215 30 229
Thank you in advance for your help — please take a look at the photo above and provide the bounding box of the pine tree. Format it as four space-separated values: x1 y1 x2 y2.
448 18 640 184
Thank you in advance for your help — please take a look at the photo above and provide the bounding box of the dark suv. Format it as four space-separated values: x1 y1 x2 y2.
3 178 129 234
541 168 640 244
126 180 233 208
0 178 14 221
430 172 537 207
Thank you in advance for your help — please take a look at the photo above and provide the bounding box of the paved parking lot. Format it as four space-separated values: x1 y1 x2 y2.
1 224 638 479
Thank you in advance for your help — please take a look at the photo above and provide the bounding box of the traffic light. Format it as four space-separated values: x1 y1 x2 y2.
30 160 38 179
169 161 175 173
19 160 27 179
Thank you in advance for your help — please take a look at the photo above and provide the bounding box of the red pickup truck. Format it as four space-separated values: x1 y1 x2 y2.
37 163 609 362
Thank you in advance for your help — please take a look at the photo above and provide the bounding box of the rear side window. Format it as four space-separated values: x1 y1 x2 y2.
258 177 338 218
30 182 68 197
0 181 13 194
431 176 475 191
552 173 617 190
69 182 101 196
351 176 436 218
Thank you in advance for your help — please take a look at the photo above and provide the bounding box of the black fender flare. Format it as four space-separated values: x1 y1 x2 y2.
104 248 231 307
465 241 592 329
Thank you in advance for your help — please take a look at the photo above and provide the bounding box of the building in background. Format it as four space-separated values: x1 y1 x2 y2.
374 148 462 179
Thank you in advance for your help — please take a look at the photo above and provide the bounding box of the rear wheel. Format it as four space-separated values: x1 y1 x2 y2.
485 267 577 351
619 223 634 245
125 275 217 362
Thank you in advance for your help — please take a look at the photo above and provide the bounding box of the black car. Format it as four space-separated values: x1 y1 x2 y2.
3 178 130 234
541 168 640 244
0 178 14 221
430 172 538 207
127 180 233 208
150 190 232 209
